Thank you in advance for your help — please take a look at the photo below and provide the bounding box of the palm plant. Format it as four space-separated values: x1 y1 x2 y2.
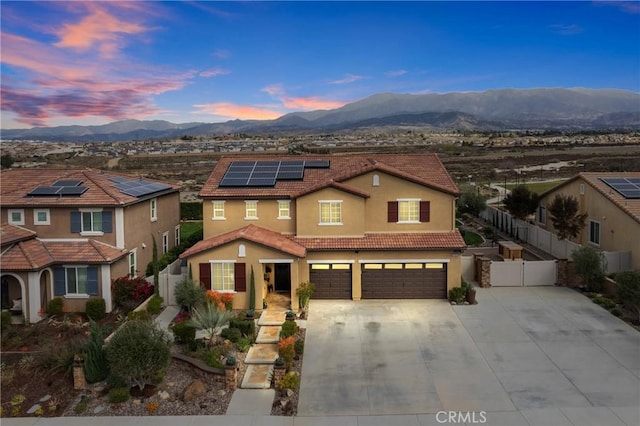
189 302 234 343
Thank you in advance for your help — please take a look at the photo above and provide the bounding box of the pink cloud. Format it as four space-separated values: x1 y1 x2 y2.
200 68 231 78
330 74 365 84
193 102 283 120
282 96 347 110
262 83 285 97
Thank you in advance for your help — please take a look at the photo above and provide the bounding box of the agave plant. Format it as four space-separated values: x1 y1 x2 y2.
189 302 234 343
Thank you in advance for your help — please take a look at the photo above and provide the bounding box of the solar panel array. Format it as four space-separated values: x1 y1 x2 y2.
601 177 640 199
28 180 88 197
219 160 330 187
110 177 172 198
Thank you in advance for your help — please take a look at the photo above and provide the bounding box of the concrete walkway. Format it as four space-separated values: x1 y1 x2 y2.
153 305 180 337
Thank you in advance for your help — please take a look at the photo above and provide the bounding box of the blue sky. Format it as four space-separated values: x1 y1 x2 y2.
1 1 639 129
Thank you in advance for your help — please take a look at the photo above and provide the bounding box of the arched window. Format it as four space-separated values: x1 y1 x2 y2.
238 244 246 258
373 174 380 186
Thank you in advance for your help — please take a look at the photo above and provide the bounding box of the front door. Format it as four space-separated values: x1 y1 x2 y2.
274 263 291 293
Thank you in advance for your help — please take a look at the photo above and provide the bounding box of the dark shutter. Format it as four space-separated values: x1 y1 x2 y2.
199 263 211 288
420 201 430 222
54 268 66 296
87 267 99 296
70 211 81 233
102 211 112 233
234 263 246 292
387 201 398 222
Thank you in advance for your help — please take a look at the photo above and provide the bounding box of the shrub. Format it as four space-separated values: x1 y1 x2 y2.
173 310 191 324
74 395 91 414
105 320 171 391
296 281 315 311
111 276 153 311
615 270 640 322
174 278 205 311
205 290 234 311
571 246 606 292
592 295 616 310
229 317 256 338
189 303 234 341
1 311 11 332
201 346 224 369
448 287 466 304
83 320 109 383
220 327 242 343
108 387 130 404
279 320 298 338
85 298 106 321
610 308 623 317
172 322 196 345
236 337 252 352
48 297 64 315
278 336 296 370
147 295 164 315
36 336 87 377
294 339 304 355
127 310 151 321
278 371 300 390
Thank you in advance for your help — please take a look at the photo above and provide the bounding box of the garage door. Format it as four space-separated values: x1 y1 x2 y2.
309 264 352 299
361 263 447 299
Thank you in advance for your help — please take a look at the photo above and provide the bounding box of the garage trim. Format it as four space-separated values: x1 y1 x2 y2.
307 260 355 264
359 258 450 264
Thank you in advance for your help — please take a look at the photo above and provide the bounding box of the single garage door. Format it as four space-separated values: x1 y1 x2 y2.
361 262 447 299
309 263 352 299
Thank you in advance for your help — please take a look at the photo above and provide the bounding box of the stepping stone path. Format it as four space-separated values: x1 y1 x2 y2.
240 309 286 389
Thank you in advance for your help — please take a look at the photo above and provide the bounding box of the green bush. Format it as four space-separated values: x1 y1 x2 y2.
571 246 606 292
610 308 622 317
279 320 298 338
448 287 466 304
85 298 106 321
174 278 205 311
229 317 256 338
615 270 640 322
202 346 224 369
108 387 130 404
105 320 171 391
172 322 196 345
296 281 316 310
83 320 109 383
236 337 252 352
1 311 11 332
592 295 616 310
180 202 204 220
294 339 304 355
127 310 151 321
220 327 242 343
147 295 163 315
48 297 64 315
278 371 300 390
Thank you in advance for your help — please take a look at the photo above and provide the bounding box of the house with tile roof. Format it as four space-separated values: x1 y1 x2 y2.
536 172 640 271
181 154 466 310
0 168 180 323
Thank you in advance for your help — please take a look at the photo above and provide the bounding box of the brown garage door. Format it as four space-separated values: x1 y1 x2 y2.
361 263 447 299
309 264 352 299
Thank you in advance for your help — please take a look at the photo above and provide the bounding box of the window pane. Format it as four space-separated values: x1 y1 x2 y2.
320 203 330 223
332 264 350 270
77 268 88 294
311 264 330 270
37 211 47 222
399 200 419 221
93 212 102 231
82 212 92 231
405 263 423 269
385 263 403 269
425 263 444 269
67 268 77 293
364 264 383 269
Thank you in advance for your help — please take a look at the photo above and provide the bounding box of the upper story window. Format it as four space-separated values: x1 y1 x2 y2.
245 201 258 220
8 209 24 225
388 200 430 223
175 225 181 247
34 209 50 225
150 198 158 222
129 250 137 277
538 206 546 225
372 174 380 187
162 231 169 254
319 200 342 225
278 200 291 219
589 220 600 246
71 209 112 235
212 201 225 220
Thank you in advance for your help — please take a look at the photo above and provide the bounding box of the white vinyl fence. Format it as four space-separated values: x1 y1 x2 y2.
146 258 186 306
480 206 631 274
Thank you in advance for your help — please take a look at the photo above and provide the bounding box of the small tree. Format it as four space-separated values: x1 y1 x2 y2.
615 270 640 322
571 246 606 292
105 320 171 391
152 235 160 296
503 185 539 220
548 194 587 240
174 278 205 311
249 266 256 311
296 281 316 312
457 186 487 217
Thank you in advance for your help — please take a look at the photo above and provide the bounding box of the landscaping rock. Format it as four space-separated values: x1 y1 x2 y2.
27 404 41 414
183 379 206 402
39 395 51 402
93 405 105 414
284 389 294 398
158 391 170 400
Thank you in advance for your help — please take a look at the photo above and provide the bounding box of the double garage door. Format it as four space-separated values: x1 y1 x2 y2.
310 262 447 299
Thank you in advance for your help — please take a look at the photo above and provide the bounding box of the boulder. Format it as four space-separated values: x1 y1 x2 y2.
183 380 207 402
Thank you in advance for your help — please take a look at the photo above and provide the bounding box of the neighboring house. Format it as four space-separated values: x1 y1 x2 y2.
537 172 640 270
0 168 180 323
181 154 466 310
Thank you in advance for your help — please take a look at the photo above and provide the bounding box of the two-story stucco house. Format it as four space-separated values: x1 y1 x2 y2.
537 172 640 271
0 168 180 323
181 154 466 310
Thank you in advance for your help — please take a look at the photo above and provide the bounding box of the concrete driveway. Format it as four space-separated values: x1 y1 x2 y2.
298 286 639 425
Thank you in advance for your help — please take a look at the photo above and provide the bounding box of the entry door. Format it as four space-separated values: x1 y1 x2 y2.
274 263 291 292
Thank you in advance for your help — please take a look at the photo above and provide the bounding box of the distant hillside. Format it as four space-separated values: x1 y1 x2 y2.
2 88 639 142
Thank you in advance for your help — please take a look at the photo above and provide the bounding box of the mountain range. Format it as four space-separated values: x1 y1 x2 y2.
2 88 639 142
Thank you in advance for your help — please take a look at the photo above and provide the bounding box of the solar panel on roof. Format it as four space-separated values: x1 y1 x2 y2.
109 176 130 183
58 186 89 196
112 179 171 197
627 178 640 185
52 179 83 187
218 159 330 187
277 170 304 180
28 186 62 196
601 177 640 200
247 178 276 186
620 190 640 199
304 160 331 168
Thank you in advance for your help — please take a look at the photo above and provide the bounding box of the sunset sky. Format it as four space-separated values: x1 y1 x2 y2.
1 1 638 129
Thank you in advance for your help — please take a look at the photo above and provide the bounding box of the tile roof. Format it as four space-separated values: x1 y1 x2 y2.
1 224 36 246
200 154 458 199
0 168 179 208
0 238 128 271
542 172 640 224
292 231 467 251
181 224 307 258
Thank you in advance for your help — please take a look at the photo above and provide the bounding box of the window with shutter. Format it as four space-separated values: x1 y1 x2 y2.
199 263 211 288
419 201 430 222
387 201 398 222
234 263 246 292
